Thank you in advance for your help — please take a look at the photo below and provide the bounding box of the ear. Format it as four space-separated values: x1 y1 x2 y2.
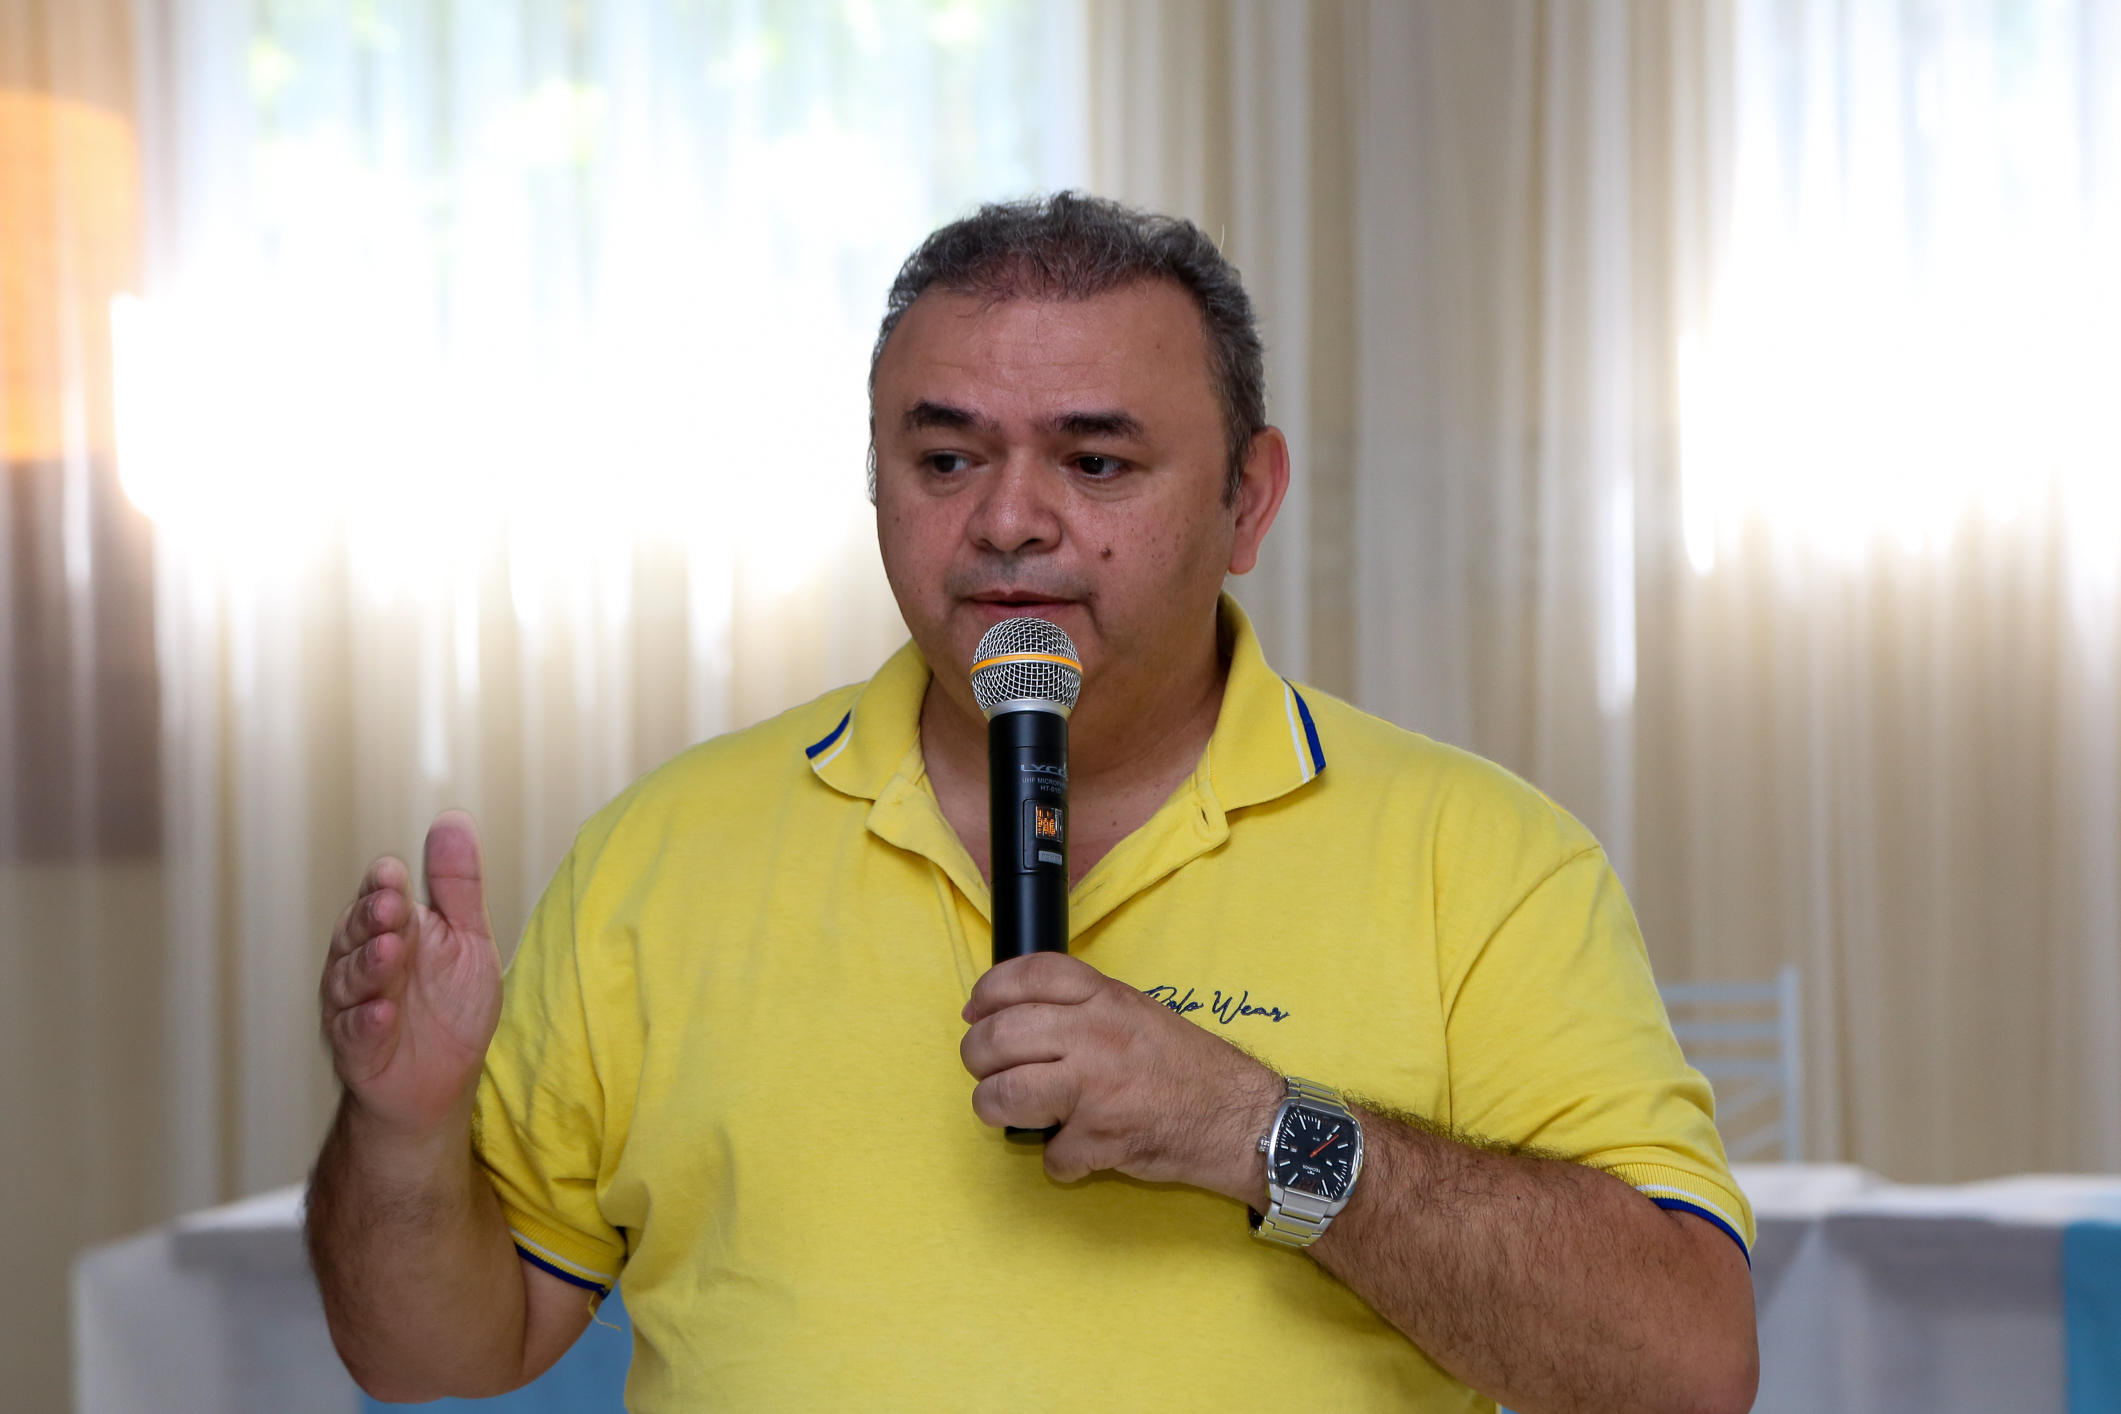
866 415 880 505
1226 427 1291 577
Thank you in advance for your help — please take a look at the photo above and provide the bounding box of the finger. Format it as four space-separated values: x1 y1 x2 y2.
963 951 1104 1023
330 857 413 959
360 853 411 900
423 810 492 942
322 929 408 1015
959 1002 1073 1081
970 1060 1079 1133
1040 1127 1107 1185
327 997 400 1083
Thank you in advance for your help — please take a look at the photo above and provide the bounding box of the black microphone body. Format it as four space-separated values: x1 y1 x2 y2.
969 616 1083 1145
988 705 1069 964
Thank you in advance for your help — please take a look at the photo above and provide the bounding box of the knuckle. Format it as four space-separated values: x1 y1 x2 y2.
322 956 352 1007
987 1005 1033 1050
989 1067 1029 1112
1012 952 1060 991
327 1006 365 1052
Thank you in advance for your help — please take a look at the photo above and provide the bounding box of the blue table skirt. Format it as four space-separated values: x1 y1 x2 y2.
359 1287 630 1411
2069 1222 2121 1414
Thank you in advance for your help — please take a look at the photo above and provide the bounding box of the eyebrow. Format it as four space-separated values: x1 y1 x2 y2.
903 400 999 433
899 401 1148 442
1046 409 1146 440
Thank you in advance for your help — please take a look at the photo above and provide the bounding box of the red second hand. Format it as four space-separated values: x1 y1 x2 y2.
1309 1128 1342 1158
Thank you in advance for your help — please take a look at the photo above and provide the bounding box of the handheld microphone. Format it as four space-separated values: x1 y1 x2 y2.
970 617 1082 1143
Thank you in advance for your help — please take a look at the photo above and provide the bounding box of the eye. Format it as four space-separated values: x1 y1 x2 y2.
1072 454 1126 478
923 451 972 476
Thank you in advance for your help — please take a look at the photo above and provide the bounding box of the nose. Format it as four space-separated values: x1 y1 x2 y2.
965 454 1062 558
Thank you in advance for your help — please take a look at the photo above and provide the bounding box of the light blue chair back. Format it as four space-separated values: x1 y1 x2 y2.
1659 965 1803 1162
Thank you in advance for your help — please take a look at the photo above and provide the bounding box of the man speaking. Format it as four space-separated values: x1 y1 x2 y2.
307 194 1759 1414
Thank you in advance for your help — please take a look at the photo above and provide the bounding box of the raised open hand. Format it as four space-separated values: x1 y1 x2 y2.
319 810 503 1136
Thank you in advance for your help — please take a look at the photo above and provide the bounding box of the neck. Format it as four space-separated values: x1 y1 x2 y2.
920 618 1228 887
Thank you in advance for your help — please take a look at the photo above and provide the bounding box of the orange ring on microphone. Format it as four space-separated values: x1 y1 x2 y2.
970 651 1082 675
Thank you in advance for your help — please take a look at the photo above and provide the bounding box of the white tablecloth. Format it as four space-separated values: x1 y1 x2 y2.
72 1186 359 1414
73 1165 2121 1413
1738 1163 2121 1414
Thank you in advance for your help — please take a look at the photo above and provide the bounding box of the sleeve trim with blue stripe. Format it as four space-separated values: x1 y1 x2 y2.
1646 1197 1751 1267
515 1243 614 1295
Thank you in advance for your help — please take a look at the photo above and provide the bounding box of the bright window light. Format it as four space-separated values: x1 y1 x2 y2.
116 0 1088 600
1681 0 2121 576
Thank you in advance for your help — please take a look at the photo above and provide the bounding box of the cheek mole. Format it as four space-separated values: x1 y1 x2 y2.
1100 546 1114 560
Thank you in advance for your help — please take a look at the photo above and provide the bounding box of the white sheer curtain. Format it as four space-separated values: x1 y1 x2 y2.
68 0 2121 1243
1668 0 2121 1177
122 0 1087 1212
1095 0 2121 1180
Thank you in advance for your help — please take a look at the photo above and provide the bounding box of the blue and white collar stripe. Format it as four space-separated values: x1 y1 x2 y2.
804 711 852 766
1281 681 1327 782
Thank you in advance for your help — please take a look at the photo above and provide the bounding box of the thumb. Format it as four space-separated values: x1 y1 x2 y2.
423 809 492 940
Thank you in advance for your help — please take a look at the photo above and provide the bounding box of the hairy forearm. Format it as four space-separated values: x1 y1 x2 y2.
305 1090 532 1401
1305 1108 1757 1414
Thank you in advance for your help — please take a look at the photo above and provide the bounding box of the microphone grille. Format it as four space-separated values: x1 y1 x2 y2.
970 617 1083 714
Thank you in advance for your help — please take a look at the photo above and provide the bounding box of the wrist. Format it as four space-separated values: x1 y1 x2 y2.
335 1087 480 1187
1198 1063 1285 1206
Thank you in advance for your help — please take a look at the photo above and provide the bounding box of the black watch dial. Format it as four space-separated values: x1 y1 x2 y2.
1272 1107 1358 1200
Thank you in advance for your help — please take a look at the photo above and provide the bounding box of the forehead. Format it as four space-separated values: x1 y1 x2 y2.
874 280 1217 420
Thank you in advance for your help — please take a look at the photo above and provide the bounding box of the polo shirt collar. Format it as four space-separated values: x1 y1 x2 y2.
1202 593 1328 811
801 636 929 804
803 593 1328 933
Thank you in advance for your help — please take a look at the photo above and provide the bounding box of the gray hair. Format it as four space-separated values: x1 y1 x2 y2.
868 191 1266 505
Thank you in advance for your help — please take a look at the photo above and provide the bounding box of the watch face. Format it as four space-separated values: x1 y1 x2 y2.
1273 1107 1358 1200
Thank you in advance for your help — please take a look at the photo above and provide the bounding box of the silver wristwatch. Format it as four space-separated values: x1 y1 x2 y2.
1251 1076 1364 1247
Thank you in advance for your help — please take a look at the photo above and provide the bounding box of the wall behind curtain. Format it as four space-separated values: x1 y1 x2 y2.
1088 0 2121 1182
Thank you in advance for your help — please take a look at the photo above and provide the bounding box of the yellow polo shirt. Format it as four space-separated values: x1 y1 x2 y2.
474 597 1750 1414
